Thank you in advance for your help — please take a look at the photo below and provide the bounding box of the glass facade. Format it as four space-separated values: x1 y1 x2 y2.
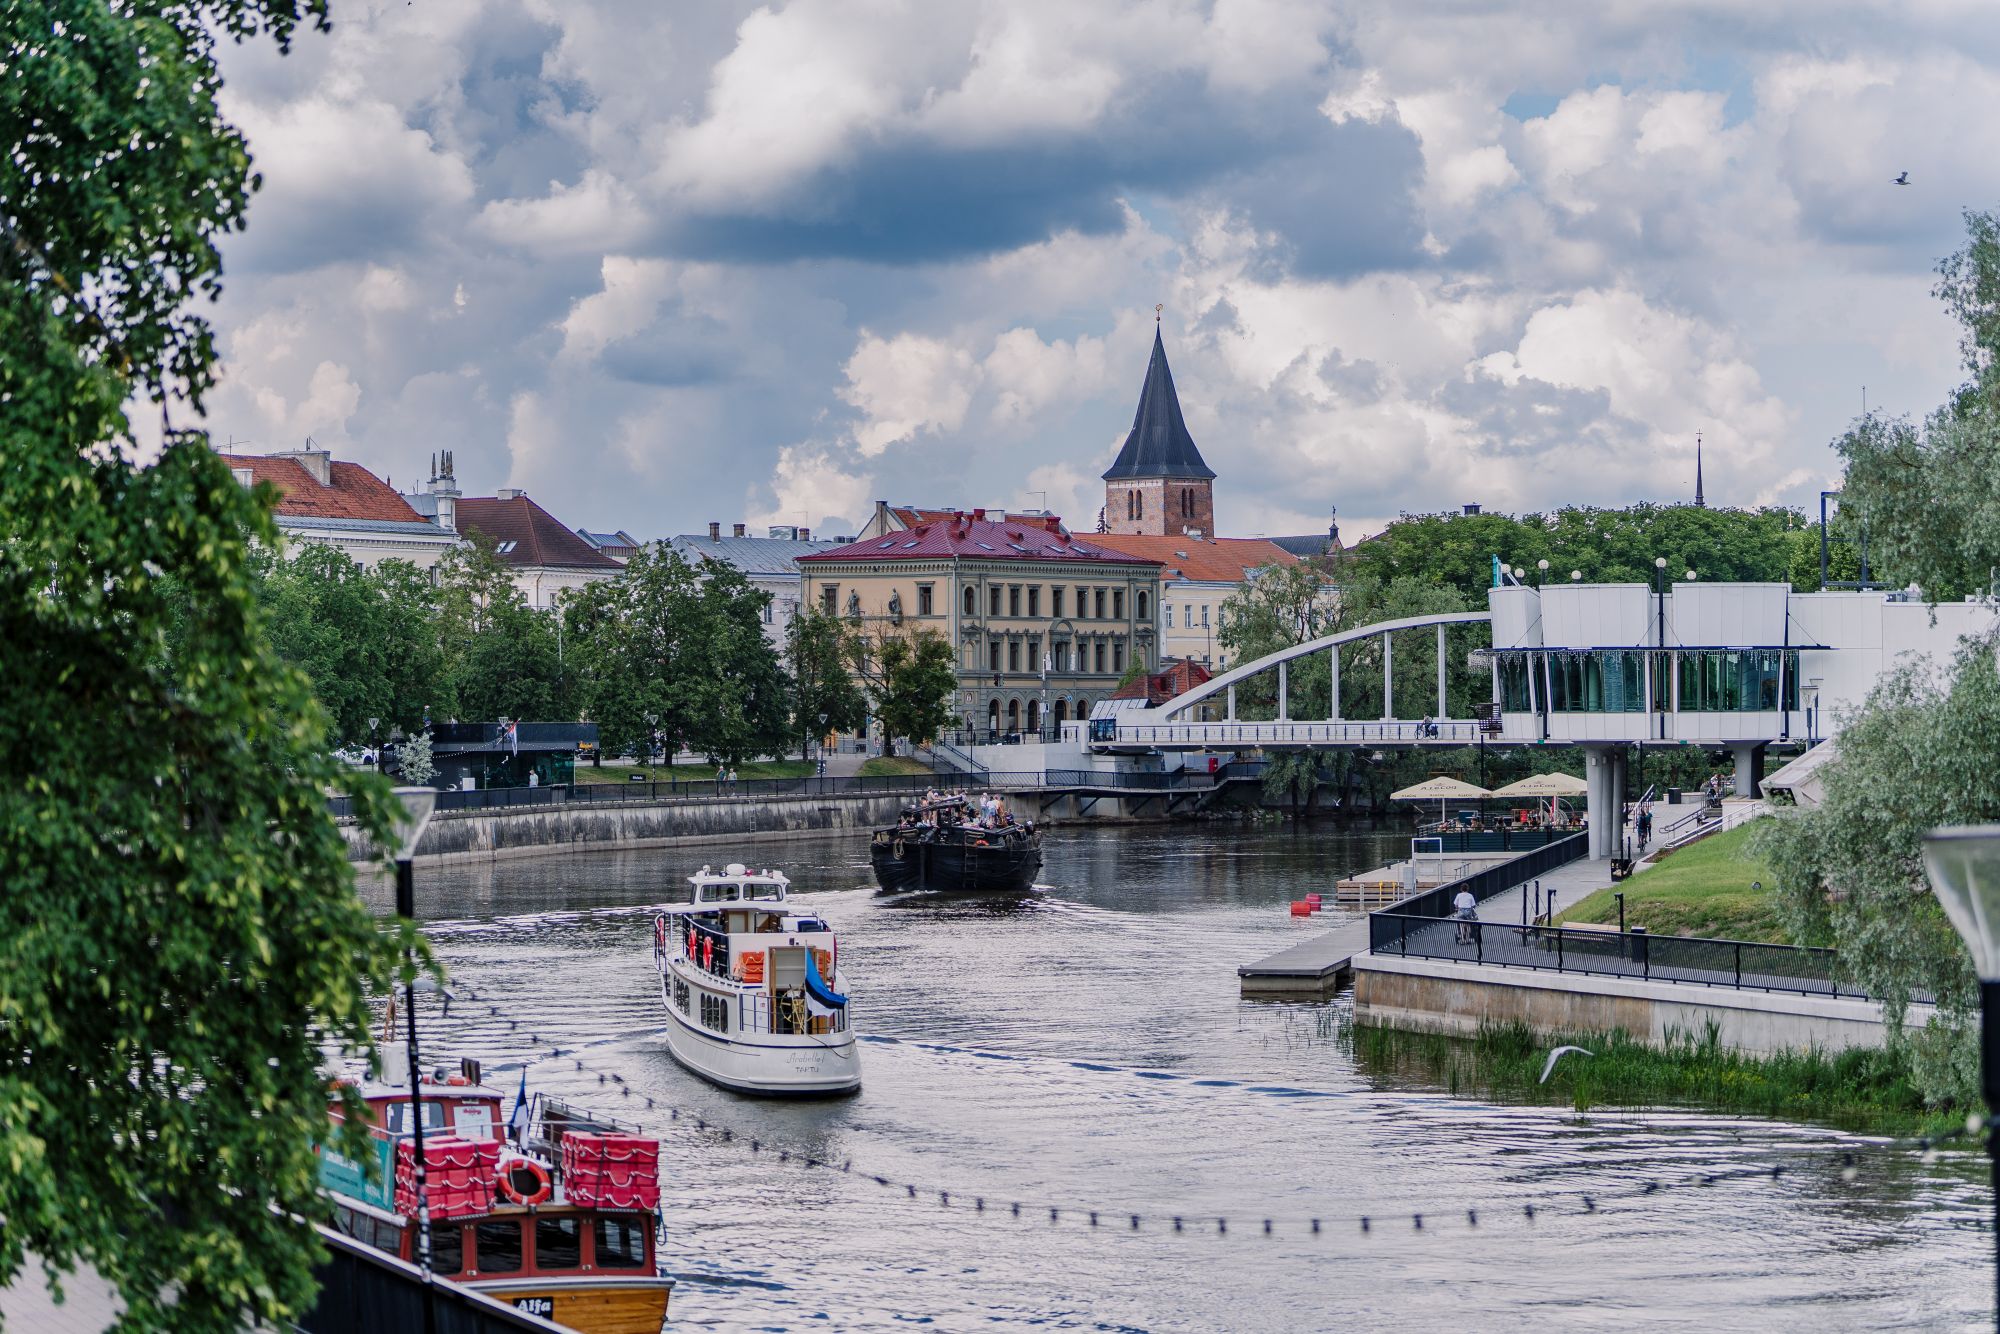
1546 650 1648 712
1677 649 1798 712
1499 654 1535 711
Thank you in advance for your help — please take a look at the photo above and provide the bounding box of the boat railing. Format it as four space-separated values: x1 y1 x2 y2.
738 990 846 1036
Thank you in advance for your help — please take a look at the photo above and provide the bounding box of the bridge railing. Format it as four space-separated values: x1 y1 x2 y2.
1106 720 1481 747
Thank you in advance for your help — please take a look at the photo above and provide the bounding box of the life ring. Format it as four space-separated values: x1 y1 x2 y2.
654 917 666 950
972 839 988 848
497 1156 553 1206
893 838 906 858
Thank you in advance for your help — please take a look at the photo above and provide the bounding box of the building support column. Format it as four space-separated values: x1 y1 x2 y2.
1611 747 1630 861
1730 743 1765 799
1278 662 1289 722
1582 746 1615 861
1227 684 1236 722
1330 646 1341 721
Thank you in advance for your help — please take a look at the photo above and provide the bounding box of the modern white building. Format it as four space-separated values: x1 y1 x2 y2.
1489 578 2000 856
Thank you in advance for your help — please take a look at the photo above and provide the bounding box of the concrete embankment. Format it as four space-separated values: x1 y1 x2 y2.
343 792 912 865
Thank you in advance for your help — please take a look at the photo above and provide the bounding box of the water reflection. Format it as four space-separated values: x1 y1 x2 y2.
390 823 1988 1332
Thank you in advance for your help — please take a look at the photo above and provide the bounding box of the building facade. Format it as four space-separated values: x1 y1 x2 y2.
1101 328 1216 538
668 522 842 651
217 447 460 569
797 513 1163 737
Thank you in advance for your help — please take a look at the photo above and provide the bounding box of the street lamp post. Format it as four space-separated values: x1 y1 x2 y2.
1922 825 2000 1329
391 786 438 1334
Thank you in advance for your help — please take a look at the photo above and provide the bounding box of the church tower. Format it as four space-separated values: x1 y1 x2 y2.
1102 327 1216 537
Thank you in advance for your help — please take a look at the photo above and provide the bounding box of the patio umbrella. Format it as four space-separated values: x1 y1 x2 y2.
1389 775 1494 828
1491 771 1587 825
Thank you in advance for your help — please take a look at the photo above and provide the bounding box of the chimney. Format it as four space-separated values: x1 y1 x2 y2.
732 522 746 538
971 507 985 520
1462 503 1481 516
708 521 721 540
276 446 332 486
496 487 523 502
873 499 891 533
799 527 810 541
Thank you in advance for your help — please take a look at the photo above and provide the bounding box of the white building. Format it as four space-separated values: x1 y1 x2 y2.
217 447 459 570
668 522 842 651
454 490 624 610
1489 578 2000 856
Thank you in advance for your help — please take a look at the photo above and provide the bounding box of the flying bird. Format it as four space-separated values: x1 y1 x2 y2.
1893 171 1910 185
1539 1045 1595 1084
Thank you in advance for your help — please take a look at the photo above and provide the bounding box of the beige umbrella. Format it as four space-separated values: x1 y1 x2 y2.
1491 771 1587 825
1490 772 1588 798
1390 775 1493 828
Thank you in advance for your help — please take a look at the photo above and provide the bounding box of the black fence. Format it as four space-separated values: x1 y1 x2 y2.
1364 913 1875 999
1389 832 1589 920
327 763 1259 820
1413 827 1578 855
298 1225 563 1334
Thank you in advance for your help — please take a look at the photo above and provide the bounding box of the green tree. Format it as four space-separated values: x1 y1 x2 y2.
1833 212 2000 601
433 539 569 722
690 561 792 765
788 606 869 760
1 1 410 1325
865 631 957 754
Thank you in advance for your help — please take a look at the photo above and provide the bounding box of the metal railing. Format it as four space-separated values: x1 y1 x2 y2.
1106 719 1480 747
1384 832 1590 920
1363 913 1887 1000
328 765 1248 819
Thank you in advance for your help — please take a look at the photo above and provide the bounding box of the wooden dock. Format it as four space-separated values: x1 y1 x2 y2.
1237 917 1375 999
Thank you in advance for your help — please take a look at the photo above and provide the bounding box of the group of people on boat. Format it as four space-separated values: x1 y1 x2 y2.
905 790 1027 832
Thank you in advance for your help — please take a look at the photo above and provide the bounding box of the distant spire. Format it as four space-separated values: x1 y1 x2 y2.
1694 431 1706 509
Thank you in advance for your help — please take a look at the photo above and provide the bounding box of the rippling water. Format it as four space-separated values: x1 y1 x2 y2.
365 823 1991 1332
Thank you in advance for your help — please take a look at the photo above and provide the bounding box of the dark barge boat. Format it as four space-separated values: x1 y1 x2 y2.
870 796 1042 894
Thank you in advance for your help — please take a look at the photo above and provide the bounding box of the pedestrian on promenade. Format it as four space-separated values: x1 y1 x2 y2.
1453 886 1477 946
717 764 726 789
728 767 739 785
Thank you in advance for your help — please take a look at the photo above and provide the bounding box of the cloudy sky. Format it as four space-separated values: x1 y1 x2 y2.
203 0 1992 542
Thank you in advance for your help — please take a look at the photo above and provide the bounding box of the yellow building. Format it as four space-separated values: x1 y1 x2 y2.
797 511 1163 737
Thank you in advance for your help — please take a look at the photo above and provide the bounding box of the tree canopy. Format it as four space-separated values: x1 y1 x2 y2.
1 1 411 1326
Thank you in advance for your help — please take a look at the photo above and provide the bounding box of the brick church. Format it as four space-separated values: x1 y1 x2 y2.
1100 327 1216 538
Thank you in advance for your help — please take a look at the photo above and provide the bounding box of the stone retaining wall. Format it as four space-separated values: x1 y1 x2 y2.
1351 953 1933 1056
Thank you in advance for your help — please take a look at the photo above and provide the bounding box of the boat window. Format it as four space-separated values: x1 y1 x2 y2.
700 993 730 1033
383 1101 447 1135
593 1217 648 1270
535 1216 582 1270
374 1216 408 1255
673 976 691 1014
702 882 740 903
475 1220 523 1274
430 1223 465 1275
746 881 782 900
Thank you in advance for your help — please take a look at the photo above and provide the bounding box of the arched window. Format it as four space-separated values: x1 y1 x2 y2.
963 586 977 616
1054 700 1069 726
1137 591 1150 621
1006 698 1022 732
987 700 1001 737
1027 699 1041 733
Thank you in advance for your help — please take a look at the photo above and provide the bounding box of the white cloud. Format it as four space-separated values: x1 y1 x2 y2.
754 445 875 533
839 331 983 456
557 257 679 363
984 328 1110 423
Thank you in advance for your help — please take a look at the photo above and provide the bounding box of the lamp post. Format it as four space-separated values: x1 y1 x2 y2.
391 786 438 1333
1653 557 1669 742
1537 558 1549 588
1922 825 2000 1328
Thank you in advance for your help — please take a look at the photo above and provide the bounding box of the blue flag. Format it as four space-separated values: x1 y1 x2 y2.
508 1067 529 1144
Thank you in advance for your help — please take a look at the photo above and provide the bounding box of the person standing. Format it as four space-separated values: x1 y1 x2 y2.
1453 886 1477 946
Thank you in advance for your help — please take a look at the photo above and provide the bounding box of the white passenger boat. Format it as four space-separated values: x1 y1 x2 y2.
652 864 860 1097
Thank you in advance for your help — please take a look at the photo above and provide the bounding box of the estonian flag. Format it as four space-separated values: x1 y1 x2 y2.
507 1066 530 1144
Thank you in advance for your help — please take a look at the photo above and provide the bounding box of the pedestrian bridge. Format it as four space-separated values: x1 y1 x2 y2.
1094 610 1492 752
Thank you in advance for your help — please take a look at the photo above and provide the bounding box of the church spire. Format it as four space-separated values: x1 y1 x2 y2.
1101 327 1214 482
1694 431 1706 509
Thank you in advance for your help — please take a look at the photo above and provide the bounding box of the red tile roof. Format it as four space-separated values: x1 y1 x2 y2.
1085 533 1298 583
890 505 1065 534
216 453 427 524
456 494 625 571
800 515 1160 566
1111 657 1213 704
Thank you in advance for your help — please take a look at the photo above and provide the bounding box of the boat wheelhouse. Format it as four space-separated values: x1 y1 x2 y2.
320 1057 672 1333
652 864 860 1097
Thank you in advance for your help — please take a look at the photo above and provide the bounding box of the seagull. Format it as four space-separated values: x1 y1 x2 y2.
1539 1045 1595 1084
1893 171 1910 185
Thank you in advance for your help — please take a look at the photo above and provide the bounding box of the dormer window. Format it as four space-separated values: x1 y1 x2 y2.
231 467 254 488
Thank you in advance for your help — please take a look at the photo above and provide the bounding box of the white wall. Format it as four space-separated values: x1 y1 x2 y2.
1670 582 1788 647
1489 585 1541 649
1540 584 1653 648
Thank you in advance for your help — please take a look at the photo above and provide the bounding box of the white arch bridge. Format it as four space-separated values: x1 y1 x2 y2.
1094 611 1493 752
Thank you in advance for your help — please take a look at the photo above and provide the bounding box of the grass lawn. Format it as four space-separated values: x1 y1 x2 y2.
1555 820 1802 944
858 755 933 777
573 759 812 783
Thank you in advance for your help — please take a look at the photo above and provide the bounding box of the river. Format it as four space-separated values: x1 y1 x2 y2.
374 822 1990 1332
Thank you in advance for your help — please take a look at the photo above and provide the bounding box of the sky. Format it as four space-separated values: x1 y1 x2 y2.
200 0 2000 543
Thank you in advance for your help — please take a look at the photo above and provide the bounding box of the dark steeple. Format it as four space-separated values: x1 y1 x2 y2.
1694 430 1706 508
1101 328 1215 481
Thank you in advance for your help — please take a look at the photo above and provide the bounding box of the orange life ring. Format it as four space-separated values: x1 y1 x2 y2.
973 839 988 848
655 917 666 950
497 1156 553 1207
